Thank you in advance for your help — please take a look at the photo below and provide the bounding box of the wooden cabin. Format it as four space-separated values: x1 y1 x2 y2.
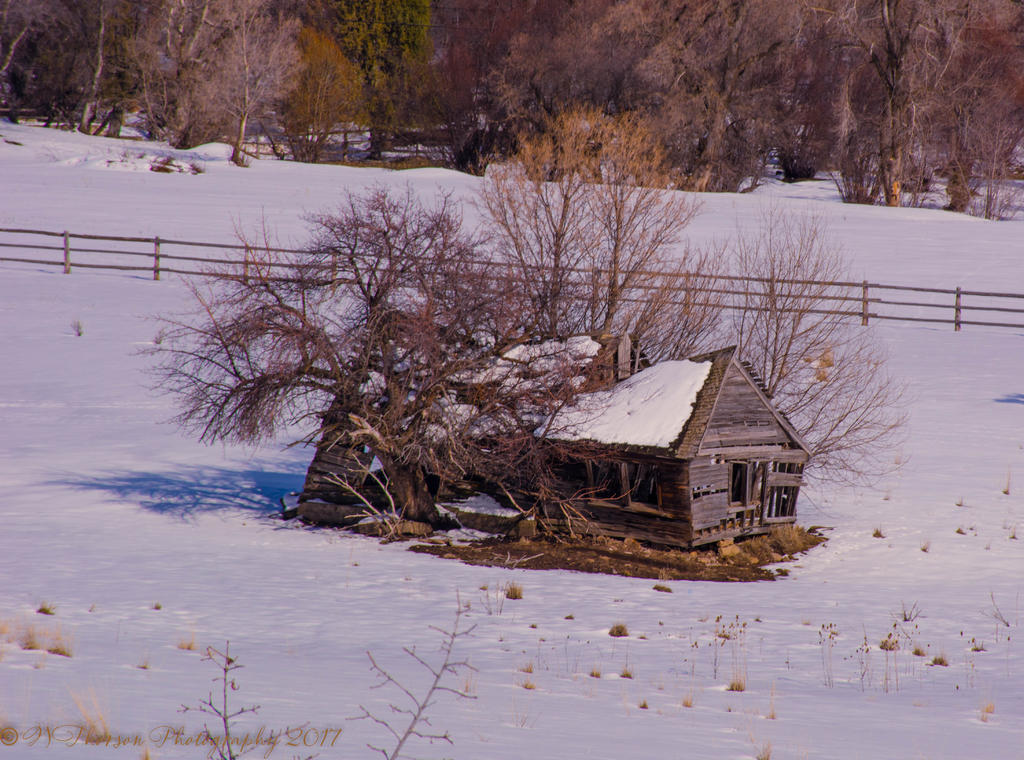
544 346 810 548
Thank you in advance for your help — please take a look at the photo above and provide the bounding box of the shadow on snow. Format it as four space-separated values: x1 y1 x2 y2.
994 393 1024 405
49 465 304 519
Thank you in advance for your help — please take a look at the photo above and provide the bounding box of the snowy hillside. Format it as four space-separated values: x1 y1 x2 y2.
0 123 1021 760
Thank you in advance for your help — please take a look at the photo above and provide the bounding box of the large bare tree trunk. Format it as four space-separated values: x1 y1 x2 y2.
78 0 106 134
231 111 248 165
383 462 444 526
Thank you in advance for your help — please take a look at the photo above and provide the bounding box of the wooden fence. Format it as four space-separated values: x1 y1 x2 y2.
2 226 1024 331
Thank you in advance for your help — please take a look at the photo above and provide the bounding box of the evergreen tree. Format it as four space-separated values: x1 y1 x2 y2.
323 0 431 157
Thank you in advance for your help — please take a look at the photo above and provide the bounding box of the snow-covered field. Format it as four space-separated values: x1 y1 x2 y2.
0 123 1022 760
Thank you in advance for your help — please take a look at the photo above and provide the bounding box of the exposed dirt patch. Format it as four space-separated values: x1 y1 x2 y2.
409 528 825 582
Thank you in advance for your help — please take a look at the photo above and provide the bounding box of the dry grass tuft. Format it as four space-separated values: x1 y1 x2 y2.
589 668 601 678
638 699 648 709
620 666 633 679
872 527 885 539
767 525 824 556
152 602 162 611
727 678 746 692
20 626 42 651
755 742 772 760
176 633 197 651
980 702 995 722
46 629 73 657
930 654 948 667
36 602 56 616
564 614 574 620
682 694 694 708
608 622 629 638
737 535 776 563
879 633 899 652
519 661 534 674
70 689 111 744
920 541 931 553
912 645 927 657
504 582 523 600
519 678 536 690
652 583 673 593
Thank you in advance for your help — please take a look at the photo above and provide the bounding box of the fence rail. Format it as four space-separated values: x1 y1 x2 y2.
2 226 1023 331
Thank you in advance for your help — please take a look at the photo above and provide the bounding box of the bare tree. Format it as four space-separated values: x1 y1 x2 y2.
133 0 231 147
214 0 298 166
477 110 593 339
616 0 800 192
157 186 595 527
76 0 112 133
928 4 1024 217
820 0 1018 209
729 211 907 482
479 107 720 356
0 0 41 82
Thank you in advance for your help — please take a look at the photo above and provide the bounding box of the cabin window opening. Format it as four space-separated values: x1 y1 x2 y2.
692 484 726 500
771 461 805 476
730 462 751 504
610 462 660 506
629 464 660 506
751 463 765 504
765 486 797 518
587 460 621 500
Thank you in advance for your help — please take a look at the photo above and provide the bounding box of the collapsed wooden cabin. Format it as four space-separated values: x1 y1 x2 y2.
543 346 810 548
296 340 810 548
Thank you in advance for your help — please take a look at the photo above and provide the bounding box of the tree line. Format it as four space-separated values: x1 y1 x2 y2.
2 0 1022 214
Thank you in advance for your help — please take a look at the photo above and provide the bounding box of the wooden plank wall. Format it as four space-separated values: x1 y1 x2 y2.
700 364 790 450
301 444 370 504
547 500 694 547
688 457 730 531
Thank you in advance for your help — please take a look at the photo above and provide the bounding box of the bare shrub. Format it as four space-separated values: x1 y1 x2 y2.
180 642 259 760
729 212 907 483
355 601 476 759
281 27 363 163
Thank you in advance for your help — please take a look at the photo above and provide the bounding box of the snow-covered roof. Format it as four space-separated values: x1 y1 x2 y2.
543 359 712 449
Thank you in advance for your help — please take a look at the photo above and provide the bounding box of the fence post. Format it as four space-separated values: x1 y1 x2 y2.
63 231 71 274
153 236 161 281
861 280 869 325
954 287 962 331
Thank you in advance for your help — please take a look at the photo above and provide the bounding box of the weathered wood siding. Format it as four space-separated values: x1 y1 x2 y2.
699 363 791 453
688 456 730 531
301 443 370 504
546 499 694 547
654 463 689 517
